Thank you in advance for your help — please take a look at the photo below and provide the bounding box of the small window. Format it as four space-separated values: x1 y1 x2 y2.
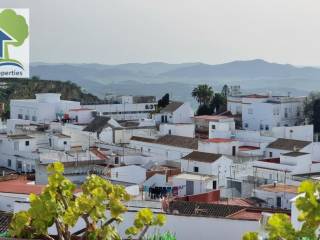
18 114 23 119
168 129 172 135
115 157 119 164
32 116 37 122
25 141 29 146
63 141 67 145
211 125 216 130
265 125 269 131
7 159 11 167
244 123 248 128
269 152 273 158
194 166 199 173
24 115 29 120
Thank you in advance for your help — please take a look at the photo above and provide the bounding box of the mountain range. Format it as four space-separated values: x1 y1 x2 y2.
31 59 320 102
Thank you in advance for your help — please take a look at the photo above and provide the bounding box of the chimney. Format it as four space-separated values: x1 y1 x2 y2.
273 181 277 188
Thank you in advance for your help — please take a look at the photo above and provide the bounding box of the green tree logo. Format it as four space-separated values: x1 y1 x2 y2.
0 9 29 67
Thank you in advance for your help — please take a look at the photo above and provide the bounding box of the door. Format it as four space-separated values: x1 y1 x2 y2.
276 197 282 208
186 180 194 195
232 146 236 156
212 181 217 189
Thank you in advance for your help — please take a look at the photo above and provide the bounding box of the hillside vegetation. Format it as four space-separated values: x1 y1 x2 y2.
0 77 102 118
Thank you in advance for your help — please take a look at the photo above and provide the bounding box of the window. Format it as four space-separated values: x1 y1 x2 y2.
248 108 253 114
25 141 29 146
269 152 273 158
211 125 216 130
18 114 23 119
244 123 248 128
168 129 172 135
24 115 29 120
63 141 67 145
115 157 119 164
7 159 11 167
265 125 269 131
32 116 37 122
194 166 199 173
260 124 264 130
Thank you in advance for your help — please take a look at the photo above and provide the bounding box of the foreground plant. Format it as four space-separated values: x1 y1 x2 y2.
9 162 166 240
243 180 320 240
145 232 176 240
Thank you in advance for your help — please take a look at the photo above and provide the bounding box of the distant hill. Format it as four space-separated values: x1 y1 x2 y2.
0 78 103 117
30 59 320 100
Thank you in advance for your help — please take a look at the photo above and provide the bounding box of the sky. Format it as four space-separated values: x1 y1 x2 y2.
1 0 320 66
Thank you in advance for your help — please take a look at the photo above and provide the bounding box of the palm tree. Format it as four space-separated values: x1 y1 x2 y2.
221 84 230 97
211 93 227 114
192 84 214 105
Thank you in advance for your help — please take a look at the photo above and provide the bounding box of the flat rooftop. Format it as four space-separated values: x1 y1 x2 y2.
258 183 298 194
173 172 215 181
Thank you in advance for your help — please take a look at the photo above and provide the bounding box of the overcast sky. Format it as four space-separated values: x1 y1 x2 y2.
1 0 320 65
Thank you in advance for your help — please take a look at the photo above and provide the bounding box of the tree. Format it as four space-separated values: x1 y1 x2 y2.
196 104 212 116
304 92 320 133
192 84 214 106
221 85 230 97
0 9 29 60
242 180 320 240
9 162 166 240
210 93 227 114
158 93 170 109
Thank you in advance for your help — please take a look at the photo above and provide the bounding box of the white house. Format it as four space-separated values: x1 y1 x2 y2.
0 133 38 172
172 172 216 196
10 93 81 123
227 94 269 115
154 101 194 124
242 96 305 131
82 95 157 121
107 165 146 184
159 123 195 138
48 133 71 151
208 117 236 139
130 135 198 161
198 138 239 156
180 151 233 187
253 183 298 209
265 138 312 158
68 108 96 124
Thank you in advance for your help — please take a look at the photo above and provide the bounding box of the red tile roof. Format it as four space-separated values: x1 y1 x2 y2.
214 198 255 207
259 158 280 164
204 138 236 143
227 209 262 221
239 146 260 151
0 177 45 195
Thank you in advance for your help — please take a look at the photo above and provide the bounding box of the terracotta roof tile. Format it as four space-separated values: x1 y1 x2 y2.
182 151 222 163
266 138 311 151
0 177 45 195
160 101 184 113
